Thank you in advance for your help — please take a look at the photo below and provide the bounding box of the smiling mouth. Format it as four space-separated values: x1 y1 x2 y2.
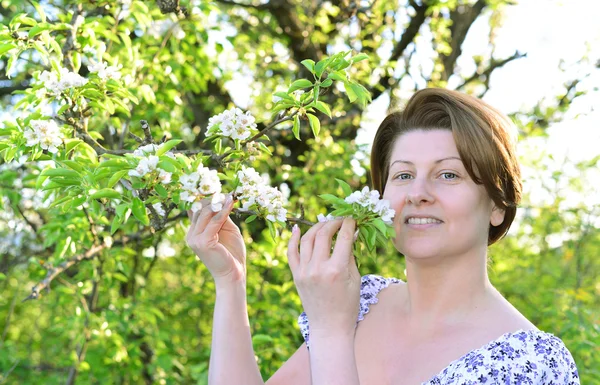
405 218 443 225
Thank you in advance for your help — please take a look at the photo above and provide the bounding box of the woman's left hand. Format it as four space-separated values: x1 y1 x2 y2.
287 217 361 336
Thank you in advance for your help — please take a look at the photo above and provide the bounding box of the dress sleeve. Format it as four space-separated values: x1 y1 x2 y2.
532 334 580 384
297 274 402 349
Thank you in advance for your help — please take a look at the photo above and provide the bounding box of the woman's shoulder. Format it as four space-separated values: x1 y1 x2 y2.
297 274 404 348
357 274 405 321
432 329 580 384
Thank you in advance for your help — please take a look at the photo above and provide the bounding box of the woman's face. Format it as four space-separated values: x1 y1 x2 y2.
382 129 504 260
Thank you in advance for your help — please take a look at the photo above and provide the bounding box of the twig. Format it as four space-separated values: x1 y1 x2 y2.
82 207 99 245
139 120 154 145
23 245 107 302
62 3 84 71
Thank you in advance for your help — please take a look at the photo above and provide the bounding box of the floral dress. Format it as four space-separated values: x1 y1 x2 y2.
298 274 580 384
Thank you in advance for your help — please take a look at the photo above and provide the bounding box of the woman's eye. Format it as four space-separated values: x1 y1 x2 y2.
441 172 458 180
394 173 412 180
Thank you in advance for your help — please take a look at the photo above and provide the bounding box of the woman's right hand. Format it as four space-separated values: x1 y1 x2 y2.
186 194 247 286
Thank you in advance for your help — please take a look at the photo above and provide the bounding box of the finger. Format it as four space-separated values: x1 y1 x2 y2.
287 224 301 273
192 197 221 235
331 217 356 266
299 221 328 265
202 196 235 237
311 218 345 263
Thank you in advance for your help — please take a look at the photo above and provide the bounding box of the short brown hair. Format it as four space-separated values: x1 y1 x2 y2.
370 88 522 245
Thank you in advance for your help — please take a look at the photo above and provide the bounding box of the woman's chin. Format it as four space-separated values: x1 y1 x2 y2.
397 241 444 261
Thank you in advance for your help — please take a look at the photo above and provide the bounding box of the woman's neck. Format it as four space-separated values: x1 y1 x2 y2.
401 247 497 335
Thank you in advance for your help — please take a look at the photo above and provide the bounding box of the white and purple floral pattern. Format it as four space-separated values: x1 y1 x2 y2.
298 274 580 384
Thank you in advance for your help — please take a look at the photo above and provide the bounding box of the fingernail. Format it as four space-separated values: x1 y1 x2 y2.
225 195 232 206
292 224 299 234
353 229 359 242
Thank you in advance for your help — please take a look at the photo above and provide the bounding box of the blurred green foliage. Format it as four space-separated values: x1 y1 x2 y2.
0 0 598 384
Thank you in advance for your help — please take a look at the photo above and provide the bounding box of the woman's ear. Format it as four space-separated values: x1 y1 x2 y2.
490 204 505 227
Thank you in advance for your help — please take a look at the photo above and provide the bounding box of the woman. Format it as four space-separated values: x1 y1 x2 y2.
186 88 580 384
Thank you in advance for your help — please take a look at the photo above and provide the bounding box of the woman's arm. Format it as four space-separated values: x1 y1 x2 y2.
208 281 264 385
308 330 359 385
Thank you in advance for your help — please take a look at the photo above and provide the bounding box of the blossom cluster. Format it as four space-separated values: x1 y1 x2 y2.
23 119 64 153
179 164 225 213
206 108 257 141
344 186 395 224
88 60 122 80
37 68 87 96
128 144 174 184
235 166 287 223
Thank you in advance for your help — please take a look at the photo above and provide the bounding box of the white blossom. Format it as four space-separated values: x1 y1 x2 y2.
88 60 123 80
234 166 287 222
344 186 395 225
128 155 159 177
152 202 166 216
38 67 87 96
178 164 223 208
317 213 337 222
211 193 226 212
191 201 203 213
24 119 64 153
206 108 257 141
158 169 172 184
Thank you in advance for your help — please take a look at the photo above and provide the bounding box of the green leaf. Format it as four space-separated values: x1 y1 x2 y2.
59 160 85 173
98 159 131 168
351 53 369 63
156 139 182 156
318 194 347 206
65 138 82 154
314 101 332 119
328 71 346 82
131 197 149 226
371 218 388 236
287 79 313 94
349 82 371 108
344 81 358 103
387 226 396 238
107 170 128 188
320 78 333 88
0 43 17 57
111 214 124 235
31 1 47 23
273 91 295 102
266 220 276 240
57 103 69 115
254 142 271 156
81 89 104 100
306 113 320 137
292 115 301 141
336 179 352 197
315 57 332 78
245 215 257 223
89 188 121 200
300 59 315 74
155 184 168 198
28 23 51 38
41 168 81 179
35 174 49 189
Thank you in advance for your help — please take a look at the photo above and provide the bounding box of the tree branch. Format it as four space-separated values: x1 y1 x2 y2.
456 50 526 92
370 1 429 101
23 244 106 302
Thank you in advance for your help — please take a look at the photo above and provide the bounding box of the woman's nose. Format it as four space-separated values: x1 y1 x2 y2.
405 179 434 206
